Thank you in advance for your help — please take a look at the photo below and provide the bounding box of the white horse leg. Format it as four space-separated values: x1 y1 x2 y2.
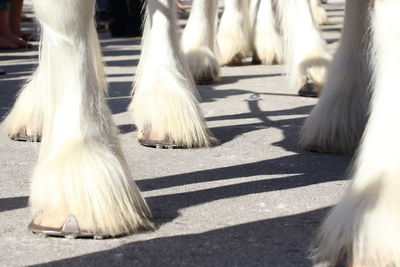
300 0 371 154
131 0 217 148
181 0 220 84
2 4 107 142
217 0 251 66
29 0 153 237
2 71 43 141
310 0 328 25
249 0 283 65
276 0 331 97
312 0 400 265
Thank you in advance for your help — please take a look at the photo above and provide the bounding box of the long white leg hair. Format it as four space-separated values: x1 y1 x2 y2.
276 0 331 96
28 0 153 236
248 0 283 65
310 0 328 25
300 0 371 154
181 0 220 84
1 72 43 139
312 0 400 265
131 0 217 148
217 0 251 66
1 2 106 139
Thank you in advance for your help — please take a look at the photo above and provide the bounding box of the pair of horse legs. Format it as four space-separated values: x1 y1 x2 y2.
309 0 400 266
3 0 215 237
183 0 330 97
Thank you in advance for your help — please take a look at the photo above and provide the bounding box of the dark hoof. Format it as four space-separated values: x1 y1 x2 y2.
138 138 181 149
225 53 244 66
298 82 320 98
195 73 219 85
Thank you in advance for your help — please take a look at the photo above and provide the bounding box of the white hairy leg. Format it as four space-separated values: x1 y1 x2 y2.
312 0 400 265
249 0 283 65
310 0 328 25
131 0 217 148
217 0 251 66
2 1 107 141
300 0 371 154
181 0 220 84
29 0 153 236
276 0 331 96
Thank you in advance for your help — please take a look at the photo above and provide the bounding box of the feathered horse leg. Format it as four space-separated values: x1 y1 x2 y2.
130 0 217 149
2 1 106 142
276 0 331 97
181 0 220 84
217 0 251 66
249 0 283 65
312 0 400 265
28 0 153 238
300 0 371 154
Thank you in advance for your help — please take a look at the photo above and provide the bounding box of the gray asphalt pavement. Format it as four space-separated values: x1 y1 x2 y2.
0 1 349 266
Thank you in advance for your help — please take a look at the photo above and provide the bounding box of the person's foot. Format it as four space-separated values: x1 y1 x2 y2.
176 0 189 16
0 36 18 49
176 0 186 11
6 32 32 47
0 69 6 75
0 27 32 47
16 31 38 42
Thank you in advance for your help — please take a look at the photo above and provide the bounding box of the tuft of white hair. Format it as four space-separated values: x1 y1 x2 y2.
181 0 220 84
217 0 251 66
1 72 42 138
28 0 153 236
310 0 328 25
131 0 217 148
276 0 331 94
312 0 400 265
300 0 371 154
248 0 283 65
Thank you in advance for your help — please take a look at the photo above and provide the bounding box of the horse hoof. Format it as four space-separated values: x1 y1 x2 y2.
9 128 42 142
298 81 321 98
28 216 109 239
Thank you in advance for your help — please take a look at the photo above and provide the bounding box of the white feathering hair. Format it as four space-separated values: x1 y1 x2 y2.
217 0 251 66
300 0 371 154
1 72 43 138
275 0 331 94
249 0 283 65
181 0 220 84
130 0 217 148
28 0 153 236
312 0 400 265
310 0 328 25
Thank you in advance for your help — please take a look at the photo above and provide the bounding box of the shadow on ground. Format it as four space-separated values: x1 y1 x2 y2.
0 196 28 212
34 208 330 267
204 96 314 151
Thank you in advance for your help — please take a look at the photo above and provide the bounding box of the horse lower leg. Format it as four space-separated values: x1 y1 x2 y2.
181 0 220 84
131 0 217 148
312 1 400 265
29 0 152 236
